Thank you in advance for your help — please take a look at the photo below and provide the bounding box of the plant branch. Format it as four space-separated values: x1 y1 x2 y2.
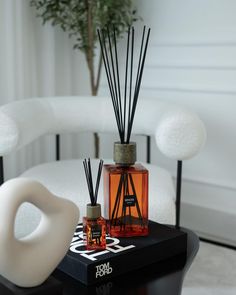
86 0 96 95
95 50 103 95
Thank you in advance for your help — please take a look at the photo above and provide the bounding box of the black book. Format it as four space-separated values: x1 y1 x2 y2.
57 220 187 285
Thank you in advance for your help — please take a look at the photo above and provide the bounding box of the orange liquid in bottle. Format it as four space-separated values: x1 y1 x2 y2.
83 216 106 250
104 164 148 237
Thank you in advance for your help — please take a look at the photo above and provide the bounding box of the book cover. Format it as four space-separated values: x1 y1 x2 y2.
57 221 187 285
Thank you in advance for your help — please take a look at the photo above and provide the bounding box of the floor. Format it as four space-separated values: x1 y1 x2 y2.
182 242 236 295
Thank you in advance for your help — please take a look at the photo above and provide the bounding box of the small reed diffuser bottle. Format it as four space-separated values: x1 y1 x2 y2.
83 159 106 250
98 26 151 237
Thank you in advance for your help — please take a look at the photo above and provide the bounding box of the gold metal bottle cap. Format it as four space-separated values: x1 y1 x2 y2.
86 203 101 219
113 142 136 165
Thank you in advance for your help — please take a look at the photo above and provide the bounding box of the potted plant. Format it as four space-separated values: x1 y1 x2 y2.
30 0 138 96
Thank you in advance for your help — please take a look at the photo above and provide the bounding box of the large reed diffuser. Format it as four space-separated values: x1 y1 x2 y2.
83 159 106 250
98 26 150 237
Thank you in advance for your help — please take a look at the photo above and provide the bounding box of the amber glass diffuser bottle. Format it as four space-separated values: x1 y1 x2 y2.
98 26 151 237
83 159 106 250
104 142 148 237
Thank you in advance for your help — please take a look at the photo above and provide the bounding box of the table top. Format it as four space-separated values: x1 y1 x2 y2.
53 226 199 295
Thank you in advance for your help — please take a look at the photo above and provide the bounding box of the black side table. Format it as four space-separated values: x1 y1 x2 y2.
0 227 198 295
54 227 199 295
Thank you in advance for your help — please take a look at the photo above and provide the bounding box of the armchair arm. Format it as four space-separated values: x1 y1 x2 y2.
0 99 52 155
0 96 114 156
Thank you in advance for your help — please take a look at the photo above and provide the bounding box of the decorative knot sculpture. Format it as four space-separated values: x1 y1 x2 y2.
0 178 79 287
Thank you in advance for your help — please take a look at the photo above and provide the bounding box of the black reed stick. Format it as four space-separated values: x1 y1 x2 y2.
127 28 151 143
127 27 134 143
83 159 103 206
124 27 130 143
113 27 123 135
98 30 123 140
95 159 103 204
97 26 151 144
134 26 146 96
83 160 93 202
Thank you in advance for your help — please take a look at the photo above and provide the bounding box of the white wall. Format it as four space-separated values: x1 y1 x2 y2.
131 0 236 244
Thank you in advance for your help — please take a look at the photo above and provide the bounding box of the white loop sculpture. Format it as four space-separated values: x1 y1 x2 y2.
0 178 79 288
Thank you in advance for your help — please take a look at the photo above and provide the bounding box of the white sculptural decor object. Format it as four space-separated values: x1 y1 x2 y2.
0 178 79 288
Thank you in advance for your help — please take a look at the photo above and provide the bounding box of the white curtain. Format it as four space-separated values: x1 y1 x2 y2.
0 0 92 180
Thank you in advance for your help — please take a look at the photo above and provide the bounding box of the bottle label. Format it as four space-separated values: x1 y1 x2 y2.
124 195 136 207
91 225 102 239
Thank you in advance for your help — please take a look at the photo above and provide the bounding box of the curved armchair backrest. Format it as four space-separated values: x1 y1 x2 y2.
0 96 206 160
45 96 179 134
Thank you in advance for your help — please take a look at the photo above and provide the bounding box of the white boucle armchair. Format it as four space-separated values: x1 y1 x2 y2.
0 96 206 238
